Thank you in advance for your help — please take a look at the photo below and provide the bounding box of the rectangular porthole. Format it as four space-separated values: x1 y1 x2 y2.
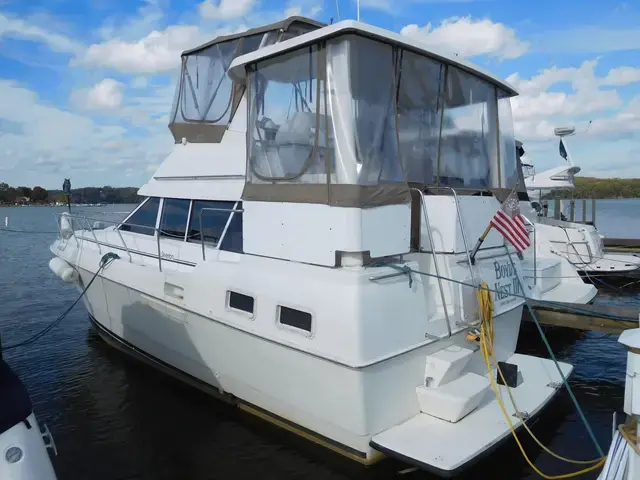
278 306 312 333
228 291 254 315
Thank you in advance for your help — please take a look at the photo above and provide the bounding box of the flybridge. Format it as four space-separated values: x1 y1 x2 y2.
168 17 325 144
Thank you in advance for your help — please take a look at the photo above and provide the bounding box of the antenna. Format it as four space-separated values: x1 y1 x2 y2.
357 0 360 21
335 0 341 21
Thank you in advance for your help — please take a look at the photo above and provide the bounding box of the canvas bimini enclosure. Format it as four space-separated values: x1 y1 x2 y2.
226 20 521 267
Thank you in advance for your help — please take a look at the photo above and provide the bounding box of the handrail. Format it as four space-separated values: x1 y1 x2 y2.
410 188 452 338
198 206 244 261
54 206 244 271
425 186 475 281
521 215 537 286
424 186 479 327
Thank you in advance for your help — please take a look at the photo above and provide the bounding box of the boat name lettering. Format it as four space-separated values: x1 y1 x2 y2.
493 261 516 280
161 251 174 260
492 260 521 302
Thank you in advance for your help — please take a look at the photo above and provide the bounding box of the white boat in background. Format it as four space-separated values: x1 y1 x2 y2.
520 129 640 278
0 358 57 480
599 327 640 479
49 16 575 476
514 141 597 304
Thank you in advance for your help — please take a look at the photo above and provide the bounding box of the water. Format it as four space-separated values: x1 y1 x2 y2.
550 198 640 239
1 201 639 479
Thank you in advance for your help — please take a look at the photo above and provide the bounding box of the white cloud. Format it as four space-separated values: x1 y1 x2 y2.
198 0 256 20
0 80 143 186
283 0 323 18
73 24 207 74
401 17 529 59
0 12 83 54
504 58 634 144
601 66 640 87
71 79 126 111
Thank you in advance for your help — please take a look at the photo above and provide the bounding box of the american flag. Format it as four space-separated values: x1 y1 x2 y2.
490 190 531 252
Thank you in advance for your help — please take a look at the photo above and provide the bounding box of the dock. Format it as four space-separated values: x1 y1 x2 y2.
603 238 640 254
526 300 639 334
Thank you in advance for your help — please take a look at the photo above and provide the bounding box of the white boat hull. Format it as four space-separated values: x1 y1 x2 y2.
53 251 562 472
0 358 57 480
0 413 57 480
49 192 565 475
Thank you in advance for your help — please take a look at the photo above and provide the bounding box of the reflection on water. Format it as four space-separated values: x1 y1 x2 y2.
1 204 639 479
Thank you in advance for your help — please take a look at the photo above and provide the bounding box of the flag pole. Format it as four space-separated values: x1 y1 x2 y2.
469 183 523 265
469 223 492 265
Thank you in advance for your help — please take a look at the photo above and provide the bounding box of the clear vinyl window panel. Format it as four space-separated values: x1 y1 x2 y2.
439 66 499 189
248 43 331 184
120 197 160 236
396 51 445 186
497 89 518 189
343 36 405 186
179 39 239 124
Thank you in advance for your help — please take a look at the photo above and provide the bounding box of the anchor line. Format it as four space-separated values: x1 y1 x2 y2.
1 252 119 353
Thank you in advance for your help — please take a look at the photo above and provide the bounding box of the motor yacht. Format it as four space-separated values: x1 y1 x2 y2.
514 141 597 303
522 128 640 278
49 17 573 476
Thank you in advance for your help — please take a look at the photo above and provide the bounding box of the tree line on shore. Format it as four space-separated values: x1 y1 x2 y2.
1 177 639 205
550 178 640 199
0 183 141 205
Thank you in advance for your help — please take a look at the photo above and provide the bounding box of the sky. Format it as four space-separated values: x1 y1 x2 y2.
0 0 639 189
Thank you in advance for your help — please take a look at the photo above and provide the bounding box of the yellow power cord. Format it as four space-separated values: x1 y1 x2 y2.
476 282 607 479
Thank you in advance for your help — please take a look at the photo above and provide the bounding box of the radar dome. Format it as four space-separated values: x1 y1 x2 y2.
554 126 575 137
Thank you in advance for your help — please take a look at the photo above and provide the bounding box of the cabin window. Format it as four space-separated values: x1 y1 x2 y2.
187 200 243 252
159 198 191 240
498 89 518 189
249 43 330 184
120 197 160 236
396 51 445 186
227 291 254 314
439 66 498 190
278 305 312 333
219 204 243 254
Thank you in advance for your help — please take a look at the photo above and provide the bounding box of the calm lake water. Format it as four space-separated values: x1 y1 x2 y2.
1 200 639 480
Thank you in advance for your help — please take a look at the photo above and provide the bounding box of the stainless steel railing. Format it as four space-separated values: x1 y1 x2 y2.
198 203 243 261
426 186 475 285
410 187 451 337
54 205 242 272
521 215 537 285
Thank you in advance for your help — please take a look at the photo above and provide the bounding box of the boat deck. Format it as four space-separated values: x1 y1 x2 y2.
370 353 572 477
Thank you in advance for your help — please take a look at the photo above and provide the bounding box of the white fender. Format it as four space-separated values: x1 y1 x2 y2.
48 257 78 284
